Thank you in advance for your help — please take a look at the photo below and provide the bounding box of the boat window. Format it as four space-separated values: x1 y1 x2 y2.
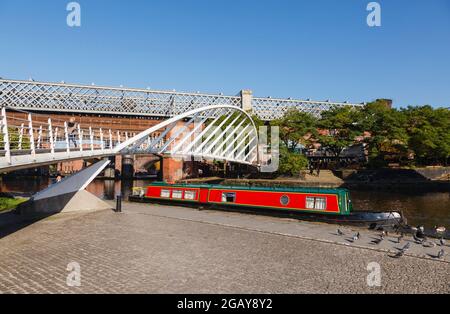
221 192 236 203
306 197 315 209
315 197 326 210
306 197 327 210
280 195 290 206
172 190 183 199
184 190 196 200
160 189 171 198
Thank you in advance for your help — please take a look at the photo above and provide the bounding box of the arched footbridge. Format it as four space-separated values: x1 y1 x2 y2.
0 105 260 173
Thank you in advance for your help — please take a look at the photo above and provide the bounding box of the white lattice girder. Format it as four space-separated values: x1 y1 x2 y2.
1 79 364 120
251 97 364 120
0 79 241 118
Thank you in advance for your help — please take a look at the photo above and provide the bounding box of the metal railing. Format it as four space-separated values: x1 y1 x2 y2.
0 79 364 120
251 97 364 119
0 107 137 170
0 79 241 118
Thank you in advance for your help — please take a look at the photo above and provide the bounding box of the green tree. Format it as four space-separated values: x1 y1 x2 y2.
359 100 409 167
0 127 31 150
402 106 450 165
270 109 318 153
278 147 309 176
317 106 362 159
250 114 265 129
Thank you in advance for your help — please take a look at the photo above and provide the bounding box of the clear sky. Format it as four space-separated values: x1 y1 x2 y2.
0 0 449 108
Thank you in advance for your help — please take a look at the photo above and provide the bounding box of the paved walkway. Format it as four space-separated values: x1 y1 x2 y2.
0 202 448 294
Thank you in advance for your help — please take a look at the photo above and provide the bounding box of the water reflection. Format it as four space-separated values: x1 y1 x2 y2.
102 180 116 200
1 177 448 228
351 190 450 227
86 179 151 201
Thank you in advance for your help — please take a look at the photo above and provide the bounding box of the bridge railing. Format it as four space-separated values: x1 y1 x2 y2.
0 107 138 167
0 79 242 118
252 97 365 119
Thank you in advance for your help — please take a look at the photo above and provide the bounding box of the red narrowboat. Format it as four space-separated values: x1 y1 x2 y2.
130 182 403 226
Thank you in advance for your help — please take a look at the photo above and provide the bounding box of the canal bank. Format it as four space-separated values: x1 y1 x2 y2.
0 203 448 293
1 173 449 229
219 168 450 191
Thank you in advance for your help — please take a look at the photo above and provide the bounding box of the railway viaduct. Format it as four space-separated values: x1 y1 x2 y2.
0 78 364 181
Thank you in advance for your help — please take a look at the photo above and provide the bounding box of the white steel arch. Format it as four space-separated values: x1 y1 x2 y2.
115 105 260 166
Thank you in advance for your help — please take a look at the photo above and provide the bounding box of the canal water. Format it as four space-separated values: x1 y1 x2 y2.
1 177 448 229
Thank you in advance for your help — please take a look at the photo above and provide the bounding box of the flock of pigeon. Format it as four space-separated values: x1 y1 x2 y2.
336 225 447 259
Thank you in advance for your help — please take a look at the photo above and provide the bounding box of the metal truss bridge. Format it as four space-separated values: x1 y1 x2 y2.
0 79 363 120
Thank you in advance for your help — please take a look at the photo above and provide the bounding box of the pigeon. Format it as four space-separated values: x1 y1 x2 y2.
337 228 344 236
391 242 411 258
437 249 445 259
392 250 405 258
435 226 446 235
352 232 360 242
413 233 426 244
416 225 425 238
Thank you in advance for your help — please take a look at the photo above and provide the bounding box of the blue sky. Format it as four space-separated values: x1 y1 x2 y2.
0 0 449 108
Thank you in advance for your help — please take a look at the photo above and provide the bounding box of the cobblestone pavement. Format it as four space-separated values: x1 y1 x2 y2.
0 203 448 294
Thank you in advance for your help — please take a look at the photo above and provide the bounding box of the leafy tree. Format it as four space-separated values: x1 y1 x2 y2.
278 147 309 176
317 106 362 159
0 127 31 150
270 109 318 152
359 100 409 166
402 106 450 165
269 99 449 169
250 114 265 129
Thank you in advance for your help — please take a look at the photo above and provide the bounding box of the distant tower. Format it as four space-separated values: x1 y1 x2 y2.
376 99 393 108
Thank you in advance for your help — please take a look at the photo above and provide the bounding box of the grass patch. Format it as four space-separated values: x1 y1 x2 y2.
0 197 27 213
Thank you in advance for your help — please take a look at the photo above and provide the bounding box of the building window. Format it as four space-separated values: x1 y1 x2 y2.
184 190 196 200
161 189 171 198
280 195 290 206
222 192 236 203
306 197 327 210
172 190 183 199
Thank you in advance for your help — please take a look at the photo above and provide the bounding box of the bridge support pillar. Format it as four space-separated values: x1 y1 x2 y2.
121 155 135 179
241 90 253 112
161 156 183 183
104 156 116 178
190 156 199 178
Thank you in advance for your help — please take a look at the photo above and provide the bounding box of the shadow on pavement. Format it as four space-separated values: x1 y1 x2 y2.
0 210 52 239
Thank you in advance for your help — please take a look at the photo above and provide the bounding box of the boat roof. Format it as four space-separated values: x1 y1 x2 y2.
149 182 349 195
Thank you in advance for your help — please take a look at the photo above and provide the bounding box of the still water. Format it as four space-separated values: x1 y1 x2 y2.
1 177 449 228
